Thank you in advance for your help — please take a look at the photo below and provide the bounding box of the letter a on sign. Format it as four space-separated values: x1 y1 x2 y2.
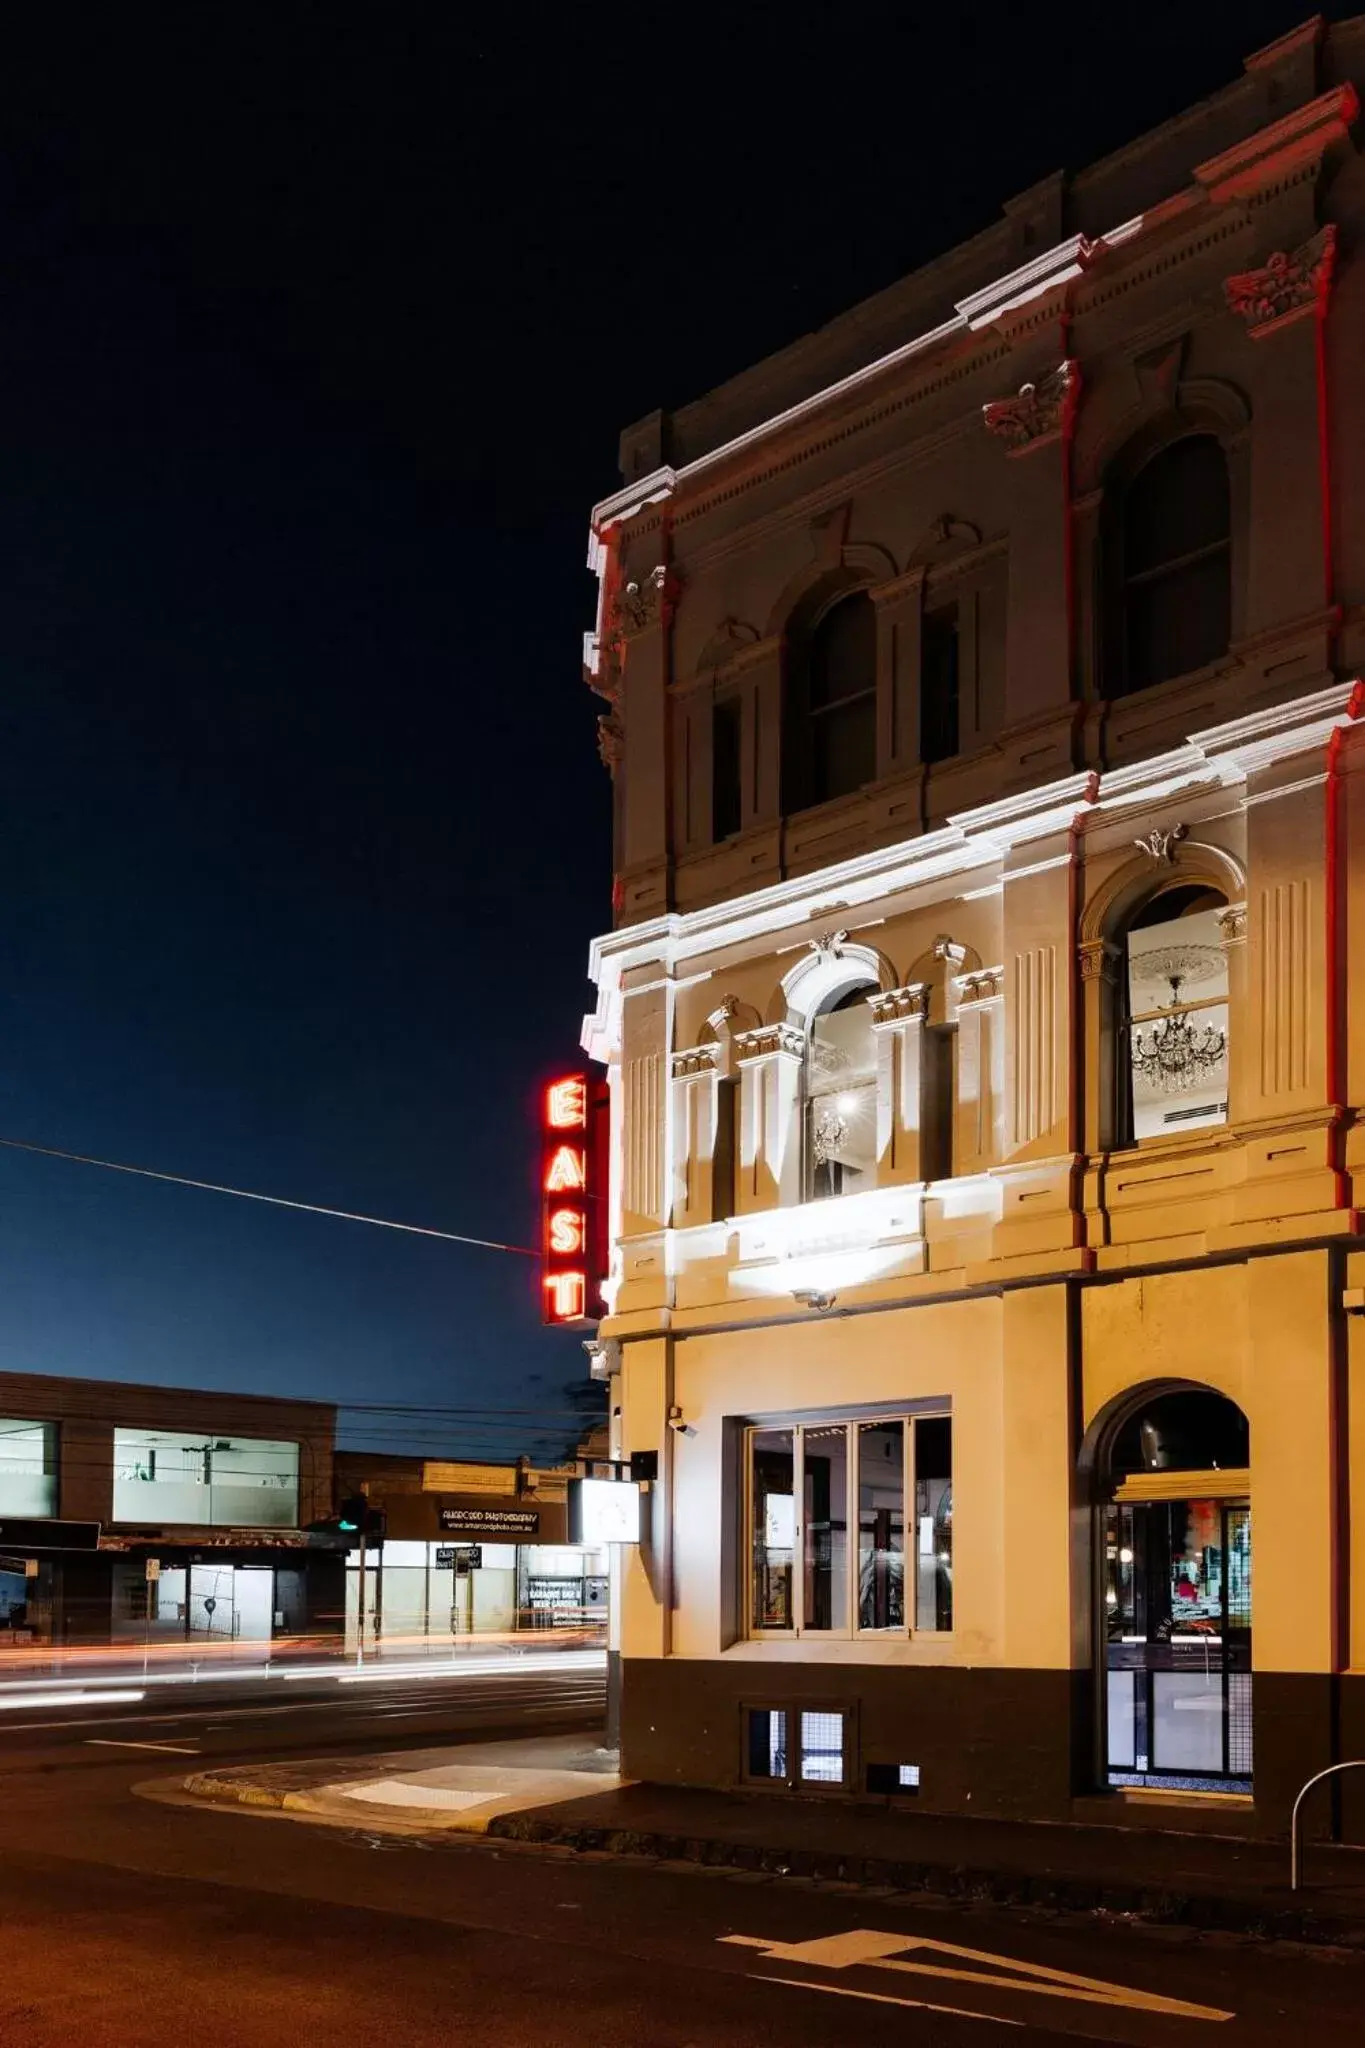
545 1145 587 1192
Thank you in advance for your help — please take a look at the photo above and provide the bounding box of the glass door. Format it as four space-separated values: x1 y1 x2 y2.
1103 1497 1251 1786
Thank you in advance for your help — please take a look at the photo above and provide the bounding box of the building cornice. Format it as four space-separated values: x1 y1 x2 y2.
584 87 1356 559
582 679 1363 1040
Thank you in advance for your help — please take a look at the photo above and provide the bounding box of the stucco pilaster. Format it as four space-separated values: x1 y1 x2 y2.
734 1024 803 1212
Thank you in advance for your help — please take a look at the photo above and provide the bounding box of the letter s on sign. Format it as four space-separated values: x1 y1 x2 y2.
548 1207 585 1254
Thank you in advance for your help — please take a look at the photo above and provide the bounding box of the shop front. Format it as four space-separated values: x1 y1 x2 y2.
347 1491 608 1652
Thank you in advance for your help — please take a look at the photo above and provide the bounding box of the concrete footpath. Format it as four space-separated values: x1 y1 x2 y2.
179 1731 1365 1947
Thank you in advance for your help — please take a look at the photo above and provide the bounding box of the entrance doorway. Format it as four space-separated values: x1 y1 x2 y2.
1098 1389 1251 1790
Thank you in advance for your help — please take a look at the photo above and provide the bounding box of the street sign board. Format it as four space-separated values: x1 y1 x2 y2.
435 1545 482 1571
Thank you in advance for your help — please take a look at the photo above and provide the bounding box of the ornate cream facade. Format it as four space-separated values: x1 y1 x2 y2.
582 18 1365 1835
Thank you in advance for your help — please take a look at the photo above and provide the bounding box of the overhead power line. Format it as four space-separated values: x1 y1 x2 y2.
0 1135 539 1258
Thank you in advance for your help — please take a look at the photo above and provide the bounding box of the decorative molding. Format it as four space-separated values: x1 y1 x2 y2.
614 563 678 638
587 636 621 708
587 683 1359 998
1078 939 1120 985
596 713 624 773
810 929 849 960
671 1044 722 1081
1223 225 1337 338
1217 903 1248 947
954 967 1005 1005
1258 880 1312 1099
1133 822 1188 863
904 512 983 571
1011 947 1060 1146
734 1022 805 1063
982 360 1080 453
695 616 761 673
1193 83 1359 207
868 984 931 1028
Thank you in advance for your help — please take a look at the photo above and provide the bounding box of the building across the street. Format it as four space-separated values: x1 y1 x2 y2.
334 1448 612 1650
0 1370 340 1649
582 17 1365 1839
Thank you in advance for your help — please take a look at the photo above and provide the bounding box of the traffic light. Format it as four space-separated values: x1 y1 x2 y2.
336 1495 386 1541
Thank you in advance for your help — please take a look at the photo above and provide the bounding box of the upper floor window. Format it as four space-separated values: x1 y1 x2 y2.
920 602 960 765
1119 886 1229 1142
785 589 877 811
711 694 743 841
0 1420 57 1517
113 1430 300 1529
805 985 876 1200
1115 436 1230 696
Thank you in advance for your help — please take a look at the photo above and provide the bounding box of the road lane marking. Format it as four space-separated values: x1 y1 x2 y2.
764 1976 1021 2026
721 1930 1234 2023
85 1738 200 1753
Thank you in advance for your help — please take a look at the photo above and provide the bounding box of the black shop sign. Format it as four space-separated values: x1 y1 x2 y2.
439 1506 540 1537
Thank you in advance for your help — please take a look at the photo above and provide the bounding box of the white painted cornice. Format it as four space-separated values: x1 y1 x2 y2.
582 679 1363 1042
1189 679 1361 780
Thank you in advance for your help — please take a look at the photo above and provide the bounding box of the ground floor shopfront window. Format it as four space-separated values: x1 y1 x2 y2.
748 1411 952 1640
346 1541 608 1653
1099 1388 1251 1791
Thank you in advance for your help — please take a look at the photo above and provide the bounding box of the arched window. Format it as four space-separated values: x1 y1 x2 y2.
1115 436 1231 696
805 984 877 1200
785 590 877 811
1095 1386 1251 1789
1118 884 1229 1143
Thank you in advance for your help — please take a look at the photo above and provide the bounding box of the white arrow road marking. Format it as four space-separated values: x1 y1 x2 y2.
764 1977 1024 2026
720 1930 1234 2023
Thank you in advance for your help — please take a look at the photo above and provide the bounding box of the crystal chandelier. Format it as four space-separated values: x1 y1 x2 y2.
812 1108 848 1164
1131 972 1226 1094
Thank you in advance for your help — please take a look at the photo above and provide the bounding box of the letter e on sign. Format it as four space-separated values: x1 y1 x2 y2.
547 1078 587 1130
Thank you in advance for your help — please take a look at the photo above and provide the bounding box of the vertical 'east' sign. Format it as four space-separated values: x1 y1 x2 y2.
542 1074 598 1324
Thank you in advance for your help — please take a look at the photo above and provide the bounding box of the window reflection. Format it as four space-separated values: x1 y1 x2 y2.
802 1425 848 1631
914 1417 953 1633
112 1429 300 1529
858 1422 904 1630
749 1428 795 1630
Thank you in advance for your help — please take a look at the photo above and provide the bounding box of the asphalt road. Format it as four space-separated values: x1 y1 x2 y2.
0 1648 607 1757
0 1668 1361 2047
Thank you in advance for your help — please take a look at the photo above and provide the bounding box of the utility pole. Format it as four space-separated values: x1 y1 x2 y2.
355 1518 367 1669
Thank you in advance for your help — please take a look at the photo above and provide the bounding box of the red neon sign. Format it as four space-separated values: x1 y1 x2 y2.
541 1071 604 1326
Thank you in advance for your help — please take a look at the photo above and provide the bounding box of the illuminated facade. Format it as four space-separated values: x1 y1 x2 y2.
582 19 1365 1835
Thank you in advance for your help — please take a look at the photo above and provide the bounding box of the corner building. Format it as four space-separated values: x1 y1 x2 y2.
582 18 1365 1836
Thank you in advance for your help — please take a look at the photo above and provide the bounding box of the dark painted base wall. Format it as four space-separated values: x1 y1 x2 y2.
621 1660 1365 1843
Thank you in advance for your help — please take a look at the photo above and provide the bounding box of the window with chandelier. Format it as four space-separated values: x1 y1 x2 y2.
804 984 878 1200
1119 885 1230 1142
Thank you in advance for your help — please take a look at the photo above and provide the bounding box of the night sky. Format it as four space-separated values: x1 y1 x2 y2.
0 6 1321 1458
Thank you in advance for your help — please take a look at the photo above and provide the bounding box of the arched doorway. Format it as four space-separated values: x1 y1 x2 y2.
1095 1386 1251 1790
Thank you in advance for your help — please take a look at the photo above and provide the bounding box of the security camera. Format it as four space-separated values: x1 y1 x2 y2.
666 1405 688 1434
792 1289 838 1313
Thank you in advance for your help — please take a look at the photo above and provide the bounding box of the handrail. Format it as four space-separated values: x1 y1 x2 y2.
1290 1760 1365 1891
